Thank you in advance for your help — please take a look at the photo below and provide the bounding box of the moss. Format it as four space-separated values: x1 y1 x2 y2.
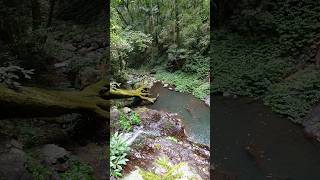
0 79 109 119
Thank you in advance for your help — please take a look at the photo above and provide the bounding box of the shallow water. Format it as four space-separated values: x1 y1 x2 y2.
212 95 320 180
149 82 210 145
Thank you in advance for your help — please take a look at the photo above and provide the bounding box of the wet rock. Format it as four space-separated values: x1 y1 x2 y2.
163 84 168 88
123 169 143 180
204 95 210 106
136 108 185 139
122 108 210 179
54 61 69 68
111 107 120 121
168 87 173 91
8 139 23 150
303 103 320 141
39 144 70 165
123 107 132 114
223 92 231 97
0 140 32 180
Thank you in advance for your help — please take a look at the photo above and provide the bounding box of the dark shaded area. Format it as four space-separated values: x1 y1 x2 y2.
56 0 105 24
0 0 108 179
212 95 320 180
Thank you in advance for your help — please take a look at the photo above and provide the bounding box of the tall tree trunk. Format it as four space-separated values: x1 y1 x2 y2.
31 0 41 29
155 0 160 61
47 0 56 27
174 0 180 46
115 7 128 26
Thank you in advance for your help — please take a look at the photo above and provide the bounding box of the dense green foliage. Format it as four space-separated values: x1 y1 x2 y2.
111 0 210 95
213 0 320 122
59 160 94 180
156 68 210 100
228 0 320 58
119 111 132 132
0 65 34 88
264 66 320 122
110 132 130 178
119 111 141 132
212 31 294 96
130 112 141 125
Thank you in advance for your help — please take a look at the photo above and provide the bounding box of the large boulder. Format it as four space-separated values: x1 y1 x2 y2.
303 103 320 141
0 139 32 180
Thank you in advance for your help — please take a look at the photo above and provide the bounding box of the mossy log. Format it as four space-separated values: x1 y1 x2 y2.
0 79 157 120
109 86 158 103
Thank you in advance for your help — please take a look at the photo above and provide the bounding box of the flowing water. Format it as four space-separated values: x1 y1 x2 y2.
149 82 320 179
213 95 320 180
149 82 210 145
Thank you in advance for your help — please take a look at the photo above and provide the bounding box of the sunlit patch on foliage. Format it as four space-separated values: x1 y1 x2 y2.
155 69 209 100
139 157 185 180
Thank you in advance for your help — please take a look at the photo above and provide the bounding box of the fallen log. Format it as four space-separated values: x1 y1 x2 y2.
0 79 157 120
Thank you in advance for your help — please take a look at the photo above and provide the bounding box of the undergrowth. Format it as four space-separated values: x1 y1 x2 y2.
264 66 320 123
119 111 141 132
212 31 320 123
212 31 294 97
155 68 209 100
110 132 130 178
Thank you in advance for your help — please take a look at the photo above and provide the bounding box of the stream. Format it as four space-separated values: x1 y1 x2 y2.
149 82 210 145
213 95 320 180
147 82 320 179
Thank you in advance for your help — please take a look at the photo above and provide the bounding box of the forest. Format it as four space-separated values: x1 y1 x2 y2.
1 0 319 179
213 0 320 179
0 0 210 179
0 0 108 179
109 0 210 179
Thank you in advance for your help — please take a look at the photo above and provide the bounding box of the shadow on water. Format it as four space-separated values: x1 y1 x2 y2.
149 82 210 145
212 95 320 180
